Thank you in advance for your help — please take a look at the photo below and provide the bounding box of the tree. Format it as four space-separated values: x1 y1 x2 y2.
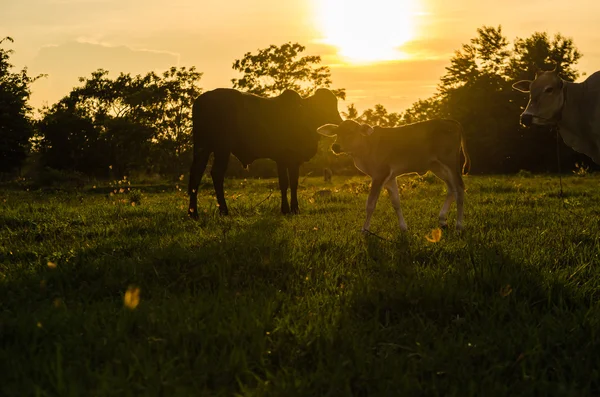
231 42 345 99
151 67 203 176
36 99 106 175
359 104 402 127
38 67 202 178
401 97 441 124
343 103 402 127
506 32 582 82
0 37 43 174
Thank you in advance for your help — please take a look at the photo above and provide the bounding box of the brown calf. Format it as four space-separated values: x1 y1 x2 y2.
317 119 470 232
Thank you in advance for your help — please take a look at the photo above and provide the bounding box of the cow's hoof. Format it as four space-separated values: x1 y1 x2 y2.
281 207 291 215
290 208 300 215
188 210 199 220
219 209 229 216
439 223 448 231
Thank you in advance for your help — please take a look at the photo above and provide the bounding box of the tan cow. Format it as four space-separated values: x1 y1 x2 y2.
513 68 600 164
317 119 470 232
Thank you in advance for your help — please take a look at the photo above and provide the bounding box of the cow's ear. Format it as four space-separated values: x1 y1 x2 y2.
359 124 374 136
512 80 531 93
317 124 338 137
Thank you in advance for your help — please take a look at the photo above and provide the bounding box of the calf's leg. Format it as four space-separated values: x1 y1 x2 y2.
188 148 211 219
385 178 408 231
211 150 231 215
363 176 386 232
431 162 457 229
277 161 290 214
438 181 455 229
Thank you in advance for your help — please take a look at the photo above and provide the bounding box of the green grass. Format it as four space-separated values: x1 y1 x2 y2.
2 174 600 396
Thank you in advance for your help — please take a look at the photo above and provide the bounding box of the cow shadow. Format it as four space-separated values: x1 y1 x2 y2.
312 230 598 395
2 214 292 304
0 212 302 395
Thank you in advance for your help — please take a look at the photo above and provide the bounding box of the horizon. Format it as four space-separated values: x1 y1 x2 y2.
3 0 600 115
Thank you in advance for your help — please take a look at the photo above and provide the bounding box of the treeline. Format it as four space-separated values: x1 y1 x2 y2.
36 68 202 179
0 28 595 184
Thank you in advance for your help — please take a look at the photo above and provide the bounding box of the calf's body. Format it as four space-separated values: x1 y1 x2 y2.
318 119 470 231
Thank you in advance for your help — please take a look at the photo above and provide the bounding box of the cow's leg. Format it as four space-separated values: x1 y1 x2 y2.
363 176 386 232
288 162 300 214
188 147 211 219
211 150 231 215
276 161 290 214
385 178 408 231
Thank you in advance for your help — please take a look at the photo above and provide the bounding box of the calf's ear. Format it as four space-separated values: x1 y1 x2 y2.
359 124 374 136
512 80 531 93
317 124 338 137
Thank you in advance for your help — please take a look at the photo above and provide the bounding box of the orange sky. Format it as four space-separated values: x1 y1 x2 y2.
3 0 599 115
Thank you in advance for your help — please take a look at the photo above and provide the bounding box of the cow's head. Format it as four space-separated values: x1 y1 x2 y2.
303 89 343 129
512 69 565 127
317 119 374 155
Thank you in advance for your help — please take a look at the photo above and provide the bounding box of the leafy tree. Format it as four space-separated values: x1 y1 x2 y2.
342 103 359 120
358 104 402 127
506 32 582 82
38 67 202 178
151 67 203 176
36 99 106 175
401 97 441 124
0 37 43 174
231 42 345 99
343 103 401 127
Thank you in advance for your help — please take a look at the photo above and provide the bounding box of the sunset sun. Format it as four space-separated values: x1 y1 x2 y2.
315 0 420 63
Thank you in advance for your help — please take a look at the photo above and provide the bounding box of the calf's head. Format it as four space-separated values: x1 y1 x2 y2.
512 70 565 127
317 120 374 155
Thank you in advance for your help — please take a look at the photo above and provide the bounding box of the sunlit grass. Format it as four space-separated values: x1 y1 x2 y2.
1 174 600 395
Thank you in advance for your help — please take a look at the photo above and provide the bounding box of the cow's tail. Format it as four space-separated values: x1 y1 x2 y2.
453 120 470 175
460 132 471 176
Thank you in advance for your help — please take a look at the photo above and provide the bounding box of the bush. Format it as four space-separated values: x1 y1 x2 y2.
33 167 87 189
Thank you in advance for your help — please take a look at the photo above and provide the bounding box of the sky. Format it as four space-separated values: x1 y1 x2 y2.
2 0 600 115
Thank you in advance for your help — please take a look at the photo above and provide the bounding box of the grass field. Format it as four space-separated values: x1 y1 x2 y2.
2 173 600 396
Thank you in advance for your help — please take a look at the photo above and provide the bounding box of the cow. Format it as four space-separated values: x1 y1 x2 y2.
513 68 600 164
187 88 342 219
317 119 470 232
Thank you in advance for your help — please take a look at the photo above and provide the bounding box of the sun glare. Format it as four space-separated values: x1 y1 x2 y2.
315 0 420 64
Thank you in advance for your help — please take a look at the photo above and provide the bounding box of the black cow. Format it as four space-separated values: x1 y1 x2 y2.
188 88 342 218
